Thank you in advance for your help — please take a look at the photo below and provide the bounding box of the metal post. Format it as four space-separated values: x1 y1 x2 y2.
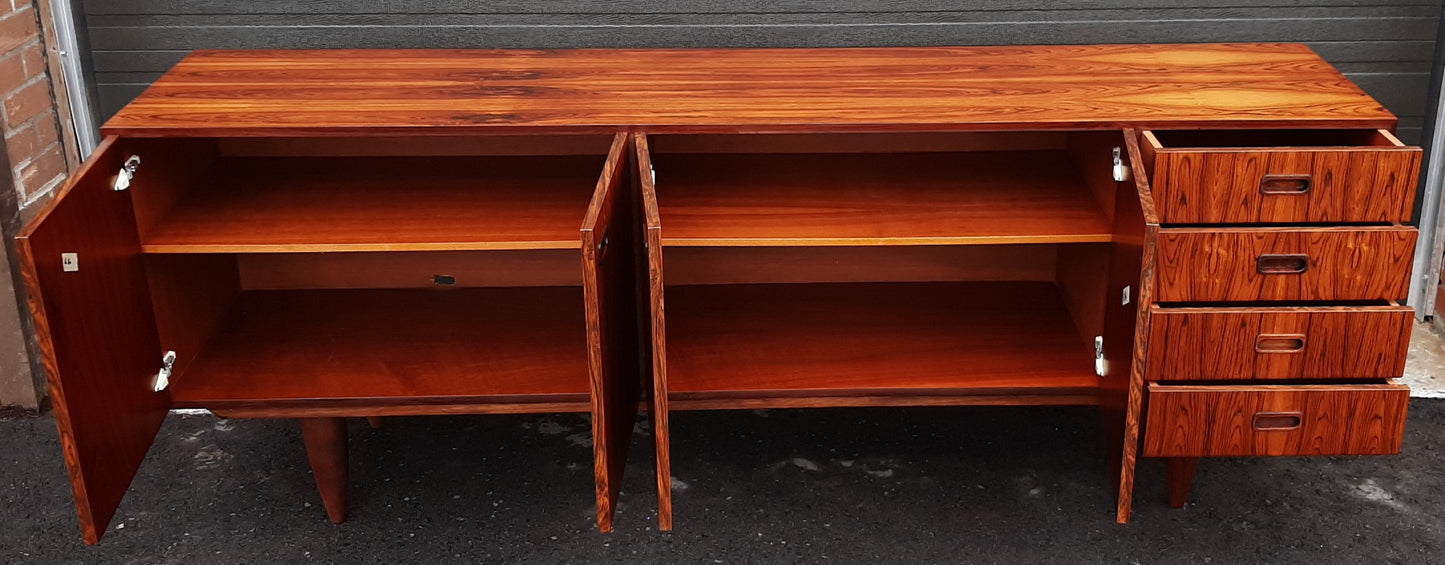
1407 5 1445 319
48 0 99 158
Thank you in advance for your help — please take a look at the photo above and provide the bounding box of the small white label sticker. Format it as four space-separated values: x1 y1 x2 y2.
1121 285 1131 306
61 253 78 272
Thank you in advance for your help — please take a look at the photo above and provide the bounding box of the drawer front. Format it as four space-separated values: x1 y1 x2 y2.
1150 145 1420 224
1143 382 1409 457
1155 227 1415 302
1146 306 1413 381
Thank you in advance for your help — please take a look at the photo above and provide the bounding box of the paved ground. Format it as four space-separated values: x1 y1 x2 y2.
1405 322 1445 398
2 400 1443 564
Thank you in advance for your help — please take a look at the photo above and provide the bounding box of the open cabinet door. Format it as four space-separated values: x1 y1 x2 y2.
1099 129 1160 524
16 137 167 544
632 133 673 531
582 133 644 532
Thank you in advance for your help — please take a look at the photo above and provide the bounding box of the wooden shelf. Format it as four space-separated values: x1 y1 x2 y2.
169 287 591 414
663 282 1099 408
141 155 604 253
653 151 1112 246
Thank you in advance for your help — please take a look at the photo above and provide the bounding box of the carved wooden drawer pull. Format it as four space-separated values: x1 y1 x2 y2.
1256 253 1309 275
1255 333 1306 353
1253 412 1304 431
1260 174 1312 195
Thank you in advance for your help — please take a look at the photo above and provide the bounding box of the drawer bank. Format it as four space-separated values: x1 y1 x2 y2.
19 45 1420 543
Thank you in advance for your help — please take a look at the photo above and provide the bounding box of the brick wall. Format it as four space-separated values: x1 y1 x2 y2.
0 0 65 207
0 0 68 410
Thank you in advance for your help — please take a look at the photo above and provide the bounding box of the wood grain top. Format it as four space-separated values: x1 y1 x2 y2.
104 44 1395 137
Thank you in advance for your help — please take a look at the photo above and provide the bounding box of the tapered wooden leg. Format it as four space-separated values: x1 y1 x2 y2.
1166 457 1199 509
301 418 348 524
366 416 384 429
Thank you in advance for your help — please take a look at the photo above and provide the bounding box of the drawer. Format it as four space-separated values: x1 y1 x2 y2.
1141 129 1421 224
1142 381 1409 457
1146 304 1413 381
1155 227 1415 302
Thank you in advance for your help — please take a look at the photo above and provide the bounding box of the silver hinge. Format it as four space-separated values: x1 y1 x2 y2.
153 350 176 392
650 164 656 185
1111 147 1130 182
113 155 140 191
1094 336 1106 377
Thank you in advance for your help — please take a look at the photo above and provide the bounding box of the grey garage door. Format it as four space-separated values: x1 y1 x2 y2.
82 1 1441 143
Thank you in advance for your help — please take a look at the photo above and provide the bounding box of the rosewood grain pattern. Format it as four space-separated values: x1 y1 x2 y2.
1102 129 1160 524
300 418 348 524
635 134 673 531
652 151 1112 247
1146 305 1413 381
1146 130 1421 224
169 288 592 411
581 134 641 533
1142 382 1409 457
141 155 605 253
663 282 1097 400
103 45 1395 137
15 137 169 545
1155 227 1415 302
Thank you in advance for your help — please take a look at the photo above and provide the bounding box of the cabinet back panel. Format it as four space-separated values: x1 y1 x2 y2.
662 245 1057 286
218 135 617 157
238 250 583 290
648 132 1066 155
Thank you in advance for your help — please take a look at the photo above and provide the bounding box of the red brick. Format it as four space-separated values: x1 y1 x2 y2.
4 121 37 164
0 8 37 54
16 142 63 197
4 109 55 163
4 77 49 128
0 51 22 91
19 40 42 78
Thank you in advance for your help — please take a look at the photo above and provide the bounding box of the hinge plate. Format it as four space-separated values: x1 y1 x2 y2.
1094 336 1106 377
113 155 140 191
153 350 176 392
1111 147 1130 182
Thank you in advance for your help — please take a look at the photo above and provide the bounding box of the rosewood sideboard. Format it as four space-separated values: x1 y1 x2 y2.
19 44 1419 543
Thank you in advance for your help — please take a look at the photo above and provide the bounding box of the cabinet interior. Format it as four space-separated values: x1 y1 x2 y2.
132 135 618 412
646 131 1127 406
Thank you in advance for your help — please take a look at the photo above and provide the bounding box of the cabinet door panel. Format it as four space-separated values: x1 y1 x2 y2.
16 137 167 544
581 133 640 532
634 133 673 531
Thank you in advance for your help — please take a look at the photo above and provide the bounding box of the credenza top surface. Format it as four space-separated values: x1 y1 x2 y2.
102 43 1396 137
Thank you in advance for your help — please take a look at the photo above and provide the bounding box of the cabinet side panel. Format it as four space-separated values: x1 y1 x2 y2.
15 137 166 544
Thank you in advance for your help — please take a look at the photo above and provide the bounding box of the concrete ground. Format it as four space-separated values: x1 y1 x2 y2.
3 331 1445 563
